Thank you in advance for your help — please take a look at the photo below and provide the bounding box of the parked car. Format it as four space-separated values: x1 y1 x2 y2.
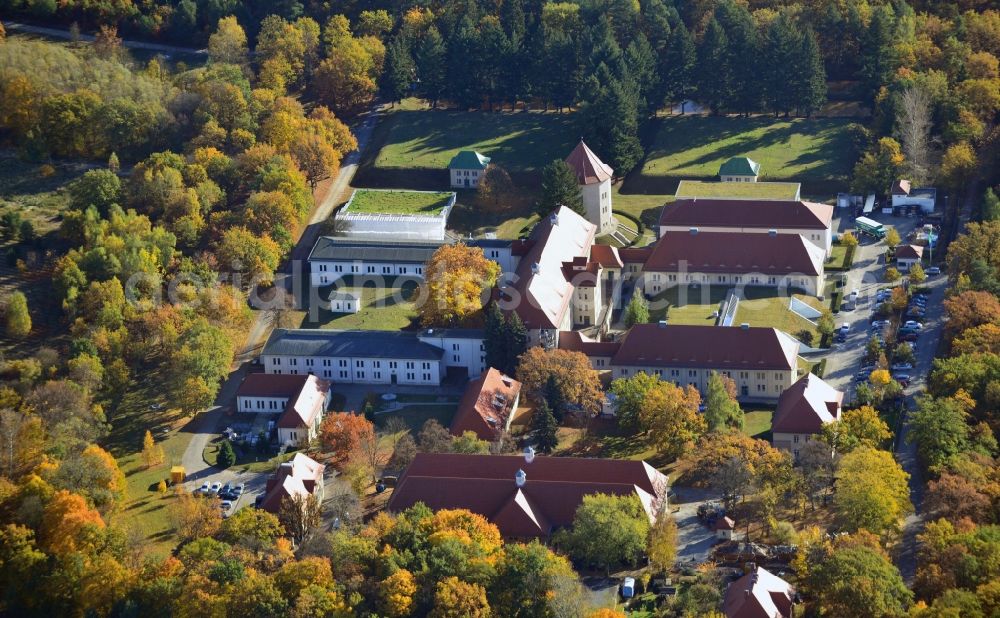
839 323 850 334
911 297 927 307
903 321 924 330
219 483 233 499
900 332 919 342
871 320 889 329
855 371 871 382
231 483 245 499
860 365 876 373
197 481 211 495
894 374 911 387
891 362 914 371
209 482 222 495
926 266 941 276
220 501 234 518
621 578 636 599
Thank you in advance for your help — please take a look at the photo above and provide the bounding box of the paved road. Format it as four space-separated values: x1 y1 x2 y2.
672 487 720 566
4 21 207 56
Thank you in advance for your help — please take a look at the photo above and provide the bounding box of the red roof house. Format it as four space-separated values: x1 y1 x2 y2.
723 566 795 618
259 452 326 514
450 368 522 440
387 451 669 538
771 373 842 454
236 373 331 446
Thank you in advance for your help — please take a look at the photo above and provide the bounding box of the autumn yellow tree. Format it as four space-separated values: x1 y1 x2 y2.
142 430 165 469
516 347 604 416
379 569 417 617
430 576 491 618
420 243 500 327
170 489 222 541
647 511 678 575
640 382 704 459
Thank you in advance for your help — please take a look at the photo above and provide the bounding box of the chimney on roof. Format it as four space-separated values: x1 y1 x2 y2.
689 227 699 235
740 323 750 329
658 320 668 328
768 229 778 237
531 262 540 275
550 213 559 226
524 446 535 464
515 469 526 487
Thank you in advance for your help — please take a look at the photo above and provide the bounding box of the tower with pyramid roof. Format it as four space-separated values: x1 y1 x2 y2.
564 140 614 235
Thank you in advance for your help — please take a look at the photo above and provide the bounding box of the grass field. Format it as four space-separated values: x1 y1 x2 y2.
631 116 855 195
742 409 774 440
674 180 801 200
646 285 825 344
371 100 578 172
346 188 453 215
294 278 421 331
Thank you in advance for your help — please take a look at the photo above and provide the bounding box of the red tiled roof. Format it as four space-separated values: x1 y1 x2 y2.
895 244 923 260
276 375 330 429
644 231 824 277
892 179 911 195
565 140 613 185
618 246 654 264
772 373 842 434
590 244 624 268
714 516 735 531
610 324 799 371
450 368 522 440
387 453 668 537
236 373 308 398
259 453 325 513
724 567 794 618
557 330 622 357
658 198 833 230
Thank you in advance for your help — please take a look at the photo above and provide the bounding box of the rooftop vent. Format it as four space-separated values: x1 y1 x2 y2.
768 229 778 237
740 323 750 329
689 227 699 235
658 320 668 328
531 262 540 275
524 446 535 464
515 469 527 486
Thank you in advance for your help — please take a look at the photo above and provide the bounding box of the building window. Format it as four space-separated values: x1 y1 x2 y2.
356 360 364 368
793 435 800 444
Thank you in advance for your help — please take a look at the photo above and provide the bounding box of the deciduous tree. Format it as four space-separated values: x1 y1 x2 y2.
420 244 500 327
608 371 660 430
555 493 650 573
704 371 743 432
517 348 603 416
640 381 704 459
430 576 491 618
835 446 912 535
319 412 374 467
4 292 31 339
623 292 649 327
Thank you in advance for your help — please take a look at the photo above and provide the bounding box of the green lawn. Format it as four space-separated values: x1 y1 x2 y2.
374 404 458 433
294 278 420 331
632 116 855 194
826 244 855 271
674 180 801 199
646 285 824 344
372 101 579 172
203 441 297 473
346 188 453 215
742 409 774 440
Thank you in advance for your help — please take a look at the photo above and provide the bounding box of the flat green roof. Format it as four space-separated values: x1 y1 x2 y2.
719 157 760 177
346 189 454 215
675 180 801 200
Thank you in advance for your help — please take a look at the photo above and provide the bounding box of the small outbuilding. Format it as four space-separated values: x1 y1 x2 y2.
719 157 760 183
448 150 491 188
329 290 360 314
895 244 924 271
714 515 736 541
891 179 937 214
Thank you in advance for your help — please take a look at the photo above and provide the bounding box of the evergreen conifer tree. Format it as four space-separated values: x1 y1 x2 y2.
532 400 559 453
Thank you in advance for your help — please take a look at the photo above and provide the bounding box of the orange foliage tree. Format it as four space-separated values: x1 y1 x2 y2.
40 489 105 556
319 412 375 468
516 348 603 415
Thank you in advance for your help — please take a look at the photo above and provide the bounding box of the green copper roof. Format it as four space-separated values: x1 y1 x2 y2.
718 157 760 177
448 150 491 170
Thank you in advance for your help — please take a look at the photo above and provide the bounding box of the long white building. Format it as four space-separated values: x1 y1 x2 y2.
260 328 486 385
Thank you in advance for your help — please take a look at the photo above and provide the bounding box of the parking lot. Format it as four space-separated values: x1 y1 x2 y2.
822 211 947 401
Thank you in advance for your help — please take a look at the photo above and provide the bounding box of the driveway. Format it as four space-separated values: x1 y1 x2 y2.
4 21 207 56
671 486 721 566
